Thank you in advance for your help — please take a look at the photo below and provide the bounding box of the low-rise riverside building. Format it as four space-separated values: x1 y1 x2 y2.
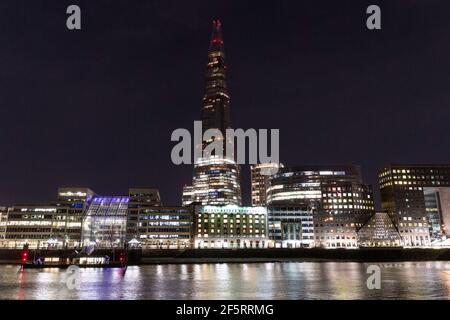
4 204 61 249
133 206 194 249
314 183 374 249
357 212 402 247
267 165 375 248
267 206 314 248
0 207 7 243
1 188 94 249
82 188 194 249
126 188 162 242
379 164 450 246
82 196 129 248
194 205 268 248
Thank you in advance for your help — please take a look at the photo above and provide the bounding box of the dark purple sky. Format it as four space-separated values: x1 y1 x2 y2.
0 0 449 207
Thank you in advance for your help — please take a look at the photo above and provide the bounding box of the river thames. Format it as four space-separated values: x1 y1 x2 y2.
1 262 450 299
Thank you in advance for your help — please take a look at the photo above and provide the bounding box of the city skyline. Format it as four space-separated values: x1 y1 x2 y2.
0 1 449 208
1 0 450 305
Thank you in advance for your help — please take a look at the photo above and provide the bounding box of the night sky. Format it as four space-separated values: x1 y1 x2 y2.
0 0 449 207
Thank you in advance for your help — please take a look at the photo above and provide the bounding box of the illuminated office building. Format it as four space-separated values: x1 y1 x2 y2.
4 204 62 249
57 187 95 204
183 20 241 206
379 164 450 246
128 188 161 205
267 205 314 248
194 205 268 248
2 187 95 249
357 212 402 247
182 185 195 206
267 165 374 248
133 206 194 249
82 196 129 248
55 187 95 248
185 156 241 206
126 188 162 240
267 166 363 206
315 183 374 248
251 163 284 206
125 188 193 249
0 207 7 243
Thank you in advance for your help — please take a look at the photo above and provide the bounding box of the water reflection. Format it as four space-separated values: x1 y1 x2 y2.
0 262 449 300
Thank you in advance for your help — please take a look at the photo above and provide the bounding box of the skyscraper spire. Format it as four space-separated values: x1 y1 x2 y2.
202 19 231 135
209 19 224 50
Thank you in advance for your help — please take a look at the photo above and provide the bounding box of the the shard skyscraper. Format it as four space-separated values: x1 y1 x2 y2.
182 20 242 206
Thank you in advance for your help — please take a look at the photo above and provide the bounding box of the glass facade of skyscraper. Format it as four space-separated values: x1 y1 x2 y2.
183 20 241 206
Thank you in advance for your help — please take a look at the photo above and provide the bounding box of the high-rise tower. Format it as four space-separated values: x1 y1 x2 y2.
182 20 241 206
201 19 231 136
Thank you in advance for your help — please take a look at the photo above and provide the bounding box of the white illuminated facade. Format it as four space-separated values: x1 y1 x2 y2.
133 206 194 249
251 163 284 206
0 187 95 249
194 205 268 248
3 205 73 249
182 185 195 206
183 156 241 206
0 207 7 243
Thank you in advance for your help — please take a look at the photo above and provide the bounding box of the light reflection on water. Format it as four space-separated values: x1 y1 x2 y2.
1 262 450 300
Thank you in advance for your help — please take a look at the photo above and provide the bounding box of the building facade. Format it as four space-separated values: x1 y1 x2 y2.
186 156 241 206
0 207 7 243
267 205 314 248
126 188 162 241
82 196 129 248
194 205 268 248
267 165 374 248
314 183 374 248
379 164 450 246
251 163 284 206
357 212 402 247
1 187 94 249
183 20 241 206
181 185 195 206
133 206 194 249
55 187 95 248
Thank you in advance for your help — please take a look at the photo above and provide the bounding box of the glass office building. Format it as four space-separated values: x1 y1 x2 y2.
82 196 129 248
184 156 241 206
357 212 402 247
0 187 94 249
267 206 314 248
379 164 450 246
251 163 284 206
267 165 374 248
133 206 194 249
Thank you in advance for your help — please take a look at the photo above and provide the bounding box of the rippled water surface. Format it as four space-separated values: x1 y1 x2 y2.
1 262 450 299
